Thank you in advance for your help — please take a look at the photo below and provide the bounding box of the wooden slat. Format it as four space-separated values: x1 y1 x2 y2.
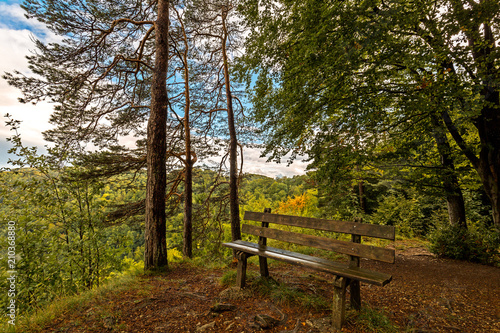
242 224 395 263
222 240 392 286
244 211 395 240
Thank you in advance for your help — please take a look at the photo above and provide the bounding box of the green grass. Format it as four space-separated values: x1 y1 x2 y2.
353 306 399 333
248 275 330 310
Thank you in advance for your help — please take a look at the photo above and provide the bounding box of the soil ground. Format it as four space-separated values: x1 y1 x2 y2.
37 240 500 333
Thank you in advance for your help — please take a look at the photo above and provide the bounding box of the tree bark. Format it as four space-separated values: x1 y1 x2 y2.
475 89 500 228
430 112 467 229
221 6 241 242
358 181 367 213
183 158 193 257
476 119 500 228
145 0 169 271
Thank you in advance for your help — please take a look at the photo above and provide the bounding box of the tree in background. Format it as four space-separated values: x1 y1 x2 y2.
239 0 499 228
187 0 247 243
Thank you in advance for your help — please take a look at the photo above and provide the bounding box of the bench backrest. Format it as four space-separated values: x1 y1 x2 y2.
243 211 395 264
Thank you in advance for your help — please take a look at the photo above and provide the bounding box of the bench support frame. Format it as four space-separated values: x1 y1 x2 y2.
236 251 248 289
332 276 347 330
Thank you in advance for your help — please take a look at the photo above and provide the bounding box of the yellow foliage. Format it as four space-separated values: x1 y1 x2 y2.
275 190 318 217
168 248 183 262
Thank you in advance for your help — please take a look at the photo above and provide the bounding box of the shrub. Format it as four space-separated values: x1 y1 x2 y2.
429 224 500 265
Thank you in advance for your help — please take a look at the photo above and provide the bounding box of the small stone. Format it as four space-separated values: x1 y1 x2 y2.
254 314 280 328
197 321 216 332
219 287 247 300
305 317 332 333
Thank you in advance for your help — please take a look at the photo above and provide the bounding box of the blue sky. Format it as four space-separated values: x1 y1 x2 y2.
0 0 308 177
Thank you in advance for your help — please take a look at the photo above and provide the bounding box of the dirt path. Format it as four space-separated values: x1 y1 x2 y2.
361 246 500 332
39 242 500 333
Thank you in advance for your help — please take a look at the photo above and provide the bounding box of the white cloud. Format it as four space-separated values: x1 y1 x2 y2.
242 147 308 178
0 3 56 167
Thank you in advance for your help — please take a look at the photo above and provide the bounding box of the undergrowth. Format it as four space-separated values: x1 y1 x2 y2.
429 224 500 266
251 276 330 311
353 306 399 333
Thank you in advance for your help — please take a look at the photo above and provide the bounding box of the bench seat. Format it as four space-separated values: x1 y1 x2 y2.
224 240 392 286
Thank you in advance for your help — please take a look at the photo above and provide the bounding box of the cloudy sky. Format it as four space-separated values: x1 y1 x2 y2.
0 0 308 178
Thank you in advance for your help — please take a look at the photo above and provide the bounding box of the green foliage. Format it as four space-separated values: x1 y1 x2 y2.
0 167 142 317
0 134 145 320
463 189 493 226
240 174 311 213
369 189 448 238
238 0 500 228
220 270 238 286
429 224 500 265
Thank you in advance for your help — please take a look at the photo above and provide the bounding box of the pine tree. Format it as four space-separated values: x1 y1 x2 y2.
4 0 171 270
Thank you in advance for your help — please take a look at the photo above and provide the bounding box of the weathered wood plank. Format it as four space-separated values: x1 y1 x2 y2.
244 211 395 240
222 240 392 286
242 224 395 263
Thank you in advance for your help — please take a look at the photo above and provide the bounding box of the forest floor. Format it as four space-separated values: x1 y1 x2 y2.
32 239 500 333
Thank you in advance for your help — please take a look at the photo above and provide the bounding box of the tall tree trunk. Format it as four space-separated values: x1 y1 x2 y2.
145 0 169 271
431 112 467 229
472 22 500 228
476 104 500 228
222 6 241 242
482 175 500 228
445 21 500 229
475 82 500 227
441 102 500 229
183 38 193 258
358 181 366 214
183 155 193 257
355 165 366 214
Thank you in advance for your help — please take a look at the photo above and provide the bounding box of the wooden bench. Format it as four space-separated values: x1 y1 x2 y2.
223 209 395 331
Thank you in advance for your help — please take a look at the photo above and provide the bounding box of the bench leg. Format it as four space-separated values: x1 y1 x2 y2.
332 276 347 331
259 256 269 278
236 252 248 289
350 280 361 310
